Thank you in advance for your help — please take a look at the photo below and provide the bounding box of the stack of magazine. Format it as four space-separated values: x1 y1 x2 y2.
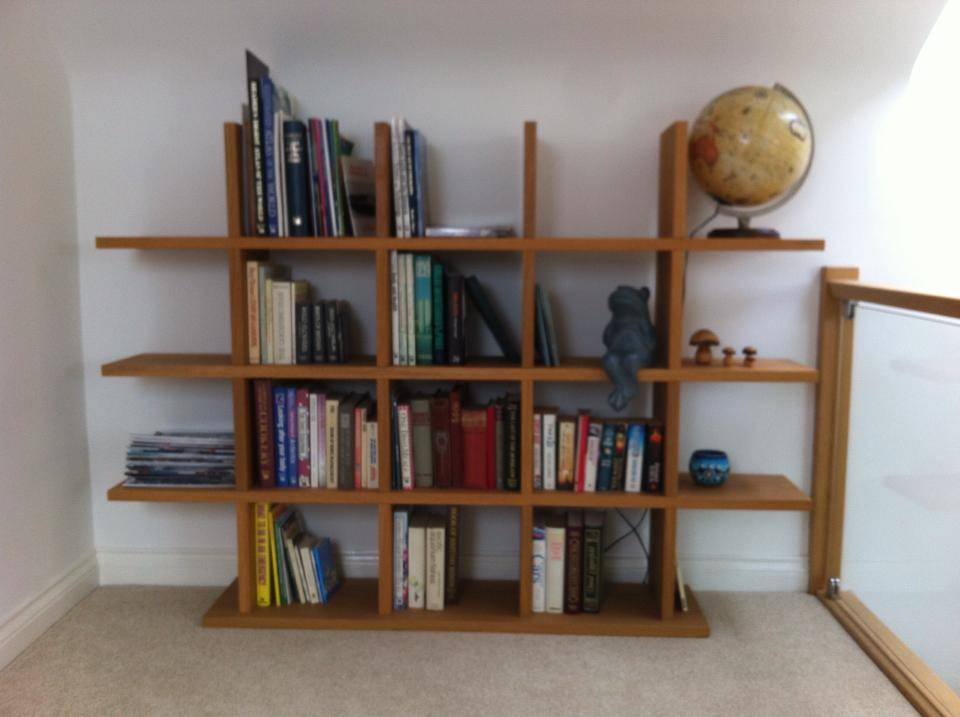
123 432 235 488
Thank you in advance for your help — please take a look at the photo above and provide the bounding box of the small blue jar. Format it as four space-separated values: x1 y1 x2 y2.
689 449 730 487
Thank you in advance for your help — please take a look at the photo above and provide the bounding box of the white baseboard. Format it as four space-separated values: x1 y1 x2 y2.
96 548 806 592
0 553 99 671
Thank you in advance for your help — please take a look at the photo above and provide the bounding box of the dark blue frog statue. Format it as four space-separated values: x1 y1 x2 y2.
601 286 657 411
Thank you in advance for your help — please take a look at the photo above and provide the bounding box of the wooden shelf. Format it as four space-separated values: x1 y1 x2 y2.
530 490 673 509
97 235 824 253
677 473 812 511
203 579 709 636
102 353 817 384
106 482 238 503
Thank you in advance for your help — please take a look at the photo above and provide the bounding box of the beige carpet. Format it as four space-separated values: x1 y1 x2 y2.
0 587 912 716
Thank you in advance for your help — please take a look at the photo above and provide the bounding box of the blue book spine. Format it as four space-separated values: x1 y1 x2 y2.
405 129 418 236
432 262 446 364
285 386 298 484
625 423 646 493
260 76 278 236
596 423 616 491
414 254 433 365
283 120 310 237
311 546 327 604
273 386 288 487
317 537 340 601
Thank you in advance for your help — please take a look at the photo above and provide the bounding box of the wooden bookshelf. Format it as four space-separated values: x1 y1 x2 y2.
100 119 826 638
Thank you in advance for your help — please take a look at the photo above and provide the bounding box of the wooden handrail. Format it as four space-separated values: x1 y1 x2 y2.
828 279 960 320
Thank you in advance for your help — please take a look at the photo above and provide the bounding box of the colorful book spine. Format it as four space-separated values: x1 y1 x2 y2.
596 422 616 492
461 407 488 490
246 67 266 235
624 423 646 493
414 254 433 365
557 416 576 491
267 505 281 606
583 421 602 493
486 404 497 490
643 424 664 494
611 423 628 491
407 513 427 609
404 253 416 365
446 273 465 365
531 522 546 613
505 398 520 491
393 508 409 609
366 420 379 489
260 76 278 236
325 397 339 490
390 251 401 365
532 411 543 491
254 503 271 607
296 388 310 487
273 386 289 487
397 252 409 365
285 386 298 484
309 392 322 488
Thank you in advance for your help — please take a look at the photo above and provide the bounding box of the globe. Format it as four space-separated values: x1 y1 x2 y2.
688 84 813 237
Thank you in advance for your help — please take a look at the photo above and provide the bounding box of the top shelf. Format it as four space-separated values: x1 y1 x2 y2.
96 236 825 252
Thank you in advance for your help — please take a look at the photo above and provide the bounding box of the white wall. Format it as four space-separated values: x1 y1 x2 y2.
34 0 953 589
0 4 96 669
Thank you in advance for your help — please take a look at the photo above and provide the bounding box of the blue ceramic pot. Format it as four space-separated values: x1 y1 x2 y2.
689 449 729 487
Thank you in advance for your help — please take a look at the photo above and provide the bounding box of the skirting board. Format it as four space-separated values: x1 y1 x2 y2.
0 553 99 671
97 548 807 591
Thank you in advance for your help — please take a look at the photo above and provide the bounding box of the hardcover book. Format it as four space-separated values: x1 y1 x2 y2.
407 512 428 609
574 411 590 493
325 396 340 490
246 261 261 364
254 503 271 607
542 408 558 491
532 411 542 491
390 251 401 365
557 416 576 491
425 515 446 611
596 422 616 492
431 393 452 488
583 421 602 493
396 402 414 490
245 50 269 236
432 261 446 364
446 273 466 365
338 394 360 490
273 386 289 487
253 380 275 487
610 423 628 492
414 255 433 365
410 397 433 488
283 120 310 236
564 510 584 613
445 507 460 603
296 387 310 487
464 275 520 363
449 386 464 488
311 302 327 363
643 424 664 494
582 511 604 613
461 407 488 490
545 517 566 614
505 396 520 491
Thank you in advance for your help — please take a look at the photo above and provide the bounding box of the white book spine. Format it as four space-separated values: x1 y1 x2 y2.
390 250 400 365
624 424 645 493
316 394 326 487
299 544 319 604
393 510 408 609
367 421 379 489
390 118 404 238
397 405 414 490
404 253 416 365
542 414 557 491
531 525 546 613
397 117 411 237
545 525 565 613
583 422 602 493
309 394 320 488
408 520 426 609
532 412 542 491
325 400 339 489
425 521 445 611
264 278 274 364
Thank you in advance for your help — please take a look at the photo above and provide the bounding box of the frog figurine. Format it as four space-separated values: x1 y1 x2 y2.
601 286 657 411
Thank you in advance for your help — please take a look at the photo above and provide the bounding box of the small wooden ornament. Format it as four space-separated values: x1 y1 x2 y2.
689 328 720 366
742 346 757 367
722 347 736 367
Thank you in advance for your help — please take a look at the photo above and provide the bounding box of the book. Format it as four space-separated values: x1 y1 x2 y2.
273 506 291 605
260 75 278 236
596 422 616 492
338 394 360 489
283 120 309 236
335 299 349 363
396 402 414 490
295 302 312 364
313 537 341 604
393 508 410 609
246 261 261 363
413 129 427 236
279 510 305 603
325 396 340 490
624 423 646 493
390 117 410 238
446 273 466 365
583 421 602 493
296 387 310 487
405 129 417 236
253 380 275 486
325 301 339 363
557 416 576 491
367 418 379 489
410 397 433 488
532 411 543 491
285 387 298 484
298 537 320 603
542 408 558 491
404 253 416 364
254 503 271 607
545 517 565 614
431 393 452 488
407 513 427 609
425 515 445 610
564 510 584 613
487 403 498 490
540 285 560 366
643 424 664 494
449 386 464 488
445 506 460 603
432 261 446 364
505 396 520 491
353 396 371 489
610 423 628 492
531 521 546 613
534 284 551 366
397 252 409 365
272 281 293 364
311 302 327 363
465 275 520 363
582 511 604 613
425 225 514 237
573 411 591 492
245 51 268 236
461 407 488 490
413 255 433 365
309 391 323 488
340 155 375 237
267 504 281 605
273 386 289 487
390 251 401 365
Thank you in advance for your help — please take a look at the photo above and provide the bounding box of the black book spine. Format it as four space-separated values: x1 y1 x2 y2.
336 300 348 363
446 274 466 365
642 424 664 494
464 276 520 363
311 302 327 363
391 394 401 490
582 522 603 613
325 301 339 363
505 397 520 491
610 423 627 492
295 302 312 364
283 120 310 237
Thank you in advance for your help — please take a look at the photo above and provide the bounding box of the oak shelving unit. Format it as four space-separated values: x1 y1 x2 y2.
99 120 823 637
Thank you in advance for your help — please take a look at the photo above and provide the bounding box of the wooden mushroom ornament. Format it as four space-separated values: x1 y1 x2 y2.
689 329 720 366
722 346 736 367
742 346 757 367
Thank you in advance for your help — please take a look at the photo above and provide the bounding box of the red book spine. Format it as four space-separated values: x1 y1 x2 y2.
449 387 463 488
354 404 366 489
574 411 591 493
253 380 275 487
296 387 310 487
431 395 452 488
461 408 488 490
485 404 497 490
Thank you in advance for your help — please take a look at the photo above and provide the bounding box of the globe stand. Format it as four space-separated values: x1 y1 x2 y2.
706 216 780 239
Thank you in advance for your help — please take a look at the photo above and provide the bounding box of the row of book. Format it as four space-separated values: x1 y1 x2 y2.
390 252 520 366
253 381 378 489
243 51 375 238
123 431 234 488
391 388 520 490
392 507 460 609
389 117 428 238
254 504 341 607
532 510 604 613
533 410 663 493
246 260 352 365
